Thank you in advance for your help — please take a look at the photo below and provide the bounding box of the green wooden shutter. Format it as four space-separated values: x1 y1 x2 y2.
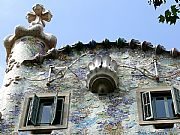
28 94 40 125
26 99 32 126
142 91 153 120
171 87 180 115
59 98 64 125
51 93 58 125
51 97 64 125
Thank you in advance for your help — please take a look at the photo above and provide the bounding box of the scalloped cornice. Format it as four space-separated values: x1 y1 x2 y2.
21 38 180 66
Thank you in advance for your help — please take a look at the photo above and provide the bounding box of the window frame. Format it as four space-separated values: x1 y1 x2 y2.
136 87 180 125
19 92 70 131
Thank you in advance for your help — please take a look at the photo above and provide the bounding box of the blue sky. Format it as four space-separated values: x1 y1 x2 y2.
0 0 179 86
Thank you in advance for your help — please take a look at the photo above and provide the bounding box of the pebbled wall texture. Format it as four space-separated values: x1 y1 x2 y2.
0 36 180 135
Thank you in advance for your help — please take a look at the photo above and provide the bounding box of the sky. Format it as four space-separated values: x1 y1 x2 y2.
0 0 179 86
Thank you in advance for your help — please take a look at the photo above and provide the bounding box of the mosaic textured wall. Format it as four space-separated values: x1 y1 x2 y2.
0 45 180 135
10 36 46 63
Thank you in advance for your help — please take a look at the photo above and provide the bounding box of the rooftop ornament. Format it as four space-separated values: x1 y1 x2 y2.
4 4 57 63
86 56 119 94
26 4 52 27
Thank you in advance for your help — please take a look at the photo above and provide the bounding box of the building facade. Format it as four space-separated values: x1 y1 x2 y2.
0 4 180 135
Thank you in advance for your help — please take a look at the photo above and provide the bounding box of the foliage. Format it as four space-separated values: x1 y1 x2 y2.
148 0 180 24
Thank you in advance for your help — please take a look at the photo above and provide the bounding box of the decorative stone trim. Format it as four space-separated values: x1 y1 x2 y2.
86 55 119 94
4 24 57 62
56 38 180 58
21 38 180 66
26 4 52 27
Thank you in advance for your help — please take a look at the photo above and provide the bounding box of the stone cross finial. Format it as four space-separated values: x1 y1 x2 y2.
26 4 52 27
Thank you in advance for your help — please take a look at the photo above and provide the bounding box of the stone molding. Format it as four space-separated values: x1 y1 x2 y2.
4 24 57 62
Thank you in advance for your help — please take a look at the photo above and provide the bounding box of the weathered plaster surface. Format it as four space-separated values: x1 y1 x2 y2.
4 24 57 62
1 46 180 134
11 36 47 63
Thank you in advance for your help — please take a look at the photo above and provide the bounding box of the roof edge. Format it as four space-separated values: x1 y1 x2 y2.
21 38 180 66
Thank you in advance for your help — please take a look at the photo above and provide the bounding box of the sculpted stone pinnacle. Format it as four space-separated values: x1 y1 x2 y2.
4 4 57 63
26 4 52 27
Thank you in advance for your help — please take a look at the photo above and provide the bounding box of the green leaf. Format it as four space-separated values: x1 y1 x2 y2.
169 15 179 25
171 5 178 16
158 15 165 23
170 16 176 25
165 10 171 18
165 16 170 23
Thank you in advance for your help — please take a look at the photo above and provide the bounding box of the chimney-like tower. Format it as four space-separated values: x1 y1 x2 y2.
4 4 56 63
0 4 56 134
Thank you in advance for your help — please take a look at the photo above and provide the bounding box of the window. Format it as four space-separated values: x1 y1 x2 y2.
137 87 180 126
19 92 70 132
